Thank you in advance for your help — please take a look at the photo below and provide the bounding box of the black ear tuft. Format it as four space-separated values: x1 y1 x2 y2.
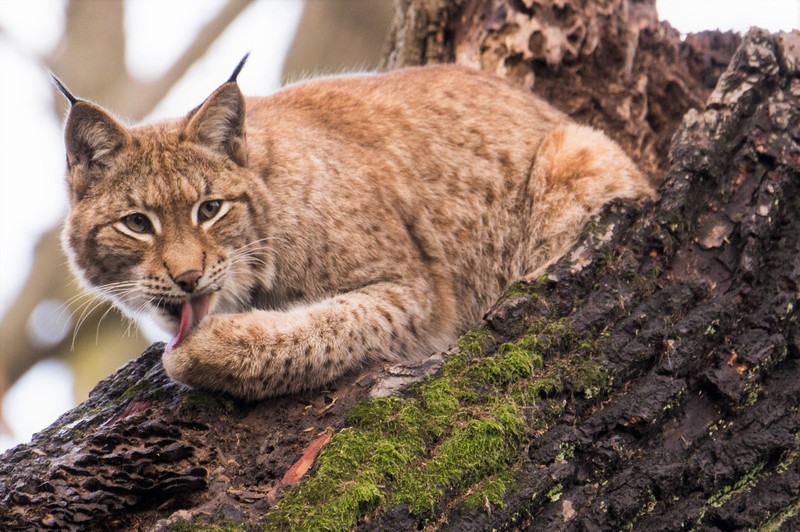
185 83 247 166
184 55 250 166
227 52 250 84
51 74 80 106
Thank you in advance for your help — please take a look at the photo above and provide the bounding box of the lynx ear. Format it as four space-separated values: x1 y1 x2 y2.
53 74 130 171
64 102 130 170
184 55 249 166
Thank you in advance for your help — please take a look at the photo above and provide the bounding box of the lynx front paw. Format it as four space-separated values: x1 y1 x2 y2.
161 312 318 400
161 315 246 395
161 307 380 400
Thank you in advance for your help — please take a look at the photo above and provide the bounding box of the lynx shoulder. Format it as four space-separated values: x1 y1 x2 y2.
58 58 653 400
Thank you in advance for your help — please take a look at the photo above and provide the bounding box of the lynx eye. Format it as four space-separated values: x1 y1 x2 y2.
122 213 153 234
197 200 223 222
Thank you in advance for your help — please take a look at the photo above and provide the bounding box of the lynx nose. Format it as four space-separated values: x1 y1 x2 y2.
174 270 202 293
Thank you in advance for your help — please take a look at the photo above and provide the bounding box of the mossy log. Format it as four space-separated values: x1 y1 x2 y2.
2 1 799 530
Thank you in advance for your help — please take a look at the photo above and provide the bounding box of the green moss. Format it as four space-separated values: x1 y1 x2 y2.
532 316 572 340
554 441 576 463
269 397 431 530
417 378 470 437
707 462 766 508
263 428 409 531
346 396 401 428
119 379 150 401
570 359 612 400
506 343 608 405
546 483 563 502
392 404 526 514
472 336 544 385
525 377 563 398
462 471 514 511
268 395 524 529
265 318 612 530
625 491 657 530
583 218 603 237
744 383 763 406
454 325 495 359
703 318 721 336
693 464 769 531
761 498 800 532
176 389 235 418
511 269 552 296
548 399 567 417
776 432 800 475
506 281 537 299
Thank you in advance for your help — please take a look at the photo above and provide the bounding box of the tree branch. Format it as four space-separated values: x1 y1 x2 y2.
119 0 255 120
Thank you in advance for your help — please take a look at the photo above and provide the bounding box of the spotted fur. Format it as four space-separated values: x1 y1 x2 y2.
60 64 653 400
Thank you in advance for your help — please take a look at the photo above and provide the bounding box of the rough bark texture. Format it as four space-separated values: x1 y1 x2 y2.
383 0 741 179
3 1 799 530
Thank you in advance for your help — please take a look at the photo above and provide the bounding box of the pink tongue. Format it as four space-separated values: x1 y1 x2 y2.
166 294 212 352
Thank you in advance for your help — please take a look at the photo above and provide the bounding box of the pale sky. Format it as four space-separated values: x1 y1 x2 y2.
0 0 797 449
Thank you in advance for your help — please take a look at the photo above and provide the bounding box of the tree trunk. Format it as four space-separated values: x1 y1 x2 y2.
3 1 798 530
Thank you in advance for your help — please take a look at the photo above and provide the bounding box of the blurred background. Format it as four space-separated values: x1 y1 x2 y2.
0 0 797 451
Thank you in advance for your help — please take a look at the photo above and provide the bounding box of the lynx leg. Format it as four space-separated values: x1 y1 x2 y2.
162 280 454 400
524 124 655 274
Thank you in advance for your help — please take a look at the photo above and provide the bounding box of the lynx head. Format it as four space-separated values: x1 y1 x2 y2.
57 55 271 349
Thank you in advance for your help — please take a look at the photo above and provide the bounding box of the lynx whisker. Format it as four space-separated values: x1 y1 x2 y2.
95 303 121 344
69 283 142 349
59 280 140 310
218 280 252 311
230 255 269 268
122 296 156 338
93 288 142 338
229 244 272 262
60 281 141 327
72 298 110 350
233 236 284 252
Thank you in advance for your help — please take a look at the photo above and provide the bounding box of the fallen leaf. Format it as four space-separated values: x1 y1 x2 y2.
280 431 332 487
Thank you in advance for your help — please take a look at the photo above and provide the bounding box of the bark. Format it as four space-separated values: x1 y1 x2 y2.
2 1 799 531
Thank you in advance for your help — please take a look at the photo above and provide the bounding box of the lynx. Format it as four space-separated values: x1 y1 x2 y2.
57 56 653 400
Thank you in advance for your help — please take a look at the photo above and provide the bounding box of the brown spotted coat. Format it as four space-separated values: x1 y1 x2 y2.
61 65 653 399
